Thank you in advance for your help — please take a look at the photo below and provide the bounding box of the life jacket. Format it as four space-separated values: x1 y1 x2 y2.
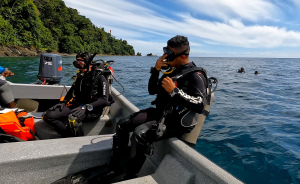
0 110 36 141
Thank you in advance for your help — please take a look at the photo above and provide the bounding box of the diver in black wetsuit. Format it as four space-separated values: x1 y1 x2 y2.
43 52 109 137
108 35 208 180
238 67 245 73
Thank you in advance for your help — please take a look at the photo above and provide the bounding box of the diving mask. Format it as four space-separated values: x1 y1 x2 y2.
163 46 190 62
73 59 86 69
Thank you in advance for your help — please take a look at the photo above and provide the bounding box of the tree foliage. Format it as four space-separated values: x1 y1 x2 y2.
0 0 135 55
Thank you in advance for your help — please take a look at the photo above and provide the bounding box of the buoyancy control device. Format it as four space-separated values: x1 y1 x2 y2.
179 69 218 145
37 53 63 84
155 67 218 146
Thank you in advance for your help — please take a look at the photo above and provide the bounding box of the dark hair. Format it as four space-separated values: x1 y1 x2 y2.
167 35 189 49
76 52 91 63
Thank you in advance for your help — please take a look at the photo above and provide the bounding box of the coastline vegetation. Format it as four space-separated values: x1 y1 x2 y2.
0 0 135 55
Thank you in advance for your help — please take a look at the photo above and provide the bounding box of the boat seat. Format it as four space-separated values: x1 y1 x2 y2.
30 112 110 140
15 99 39 112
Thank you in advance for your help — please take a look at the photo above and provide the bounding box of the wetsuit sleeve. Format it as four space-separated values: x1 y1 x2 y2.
0 66 6 74
90 75 109 108
172 73 206 113
64 85 74 103
148 68 160 95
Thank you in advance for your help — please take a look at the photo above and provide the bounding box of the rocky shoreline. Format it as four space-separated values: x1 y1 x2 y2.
0 46 138 57
0 45 40 57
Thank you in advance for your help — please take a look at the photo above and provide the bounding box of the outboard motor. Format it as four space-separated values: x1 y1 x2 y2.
37 53 63 84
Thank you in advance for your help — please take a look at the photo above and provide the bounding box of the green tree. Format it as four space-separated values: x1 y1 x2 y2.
0 0 135 55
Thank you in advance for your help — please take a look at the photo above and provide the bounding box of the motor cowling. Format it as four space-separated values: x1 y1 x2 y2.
37 53 63 84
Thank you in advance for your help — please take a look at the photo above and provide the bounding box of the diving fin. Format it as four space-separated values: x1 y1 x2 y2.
52 164 113 184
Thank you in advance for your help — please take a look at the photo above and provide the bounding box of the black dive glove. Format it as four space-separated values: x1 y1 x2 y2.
49 101 66 111
70 105 87 122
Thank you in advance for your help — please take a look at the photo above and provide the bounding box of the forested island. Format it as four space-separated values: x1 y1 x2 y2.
0 0 135 56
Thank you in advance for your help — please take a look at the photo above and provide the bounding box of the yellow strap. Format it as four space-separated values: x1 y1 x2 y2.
160 67 175 74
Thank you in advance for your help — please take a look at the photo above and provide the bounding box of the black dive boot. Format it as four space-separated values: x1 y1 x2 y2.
121 143 148 181
108 133 130 175
79 133 130 184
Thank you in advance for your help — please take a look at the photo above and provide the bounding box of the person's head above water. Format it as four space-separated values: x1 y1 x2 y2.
254 71 260 75
163 35 190 68
238 67 245 73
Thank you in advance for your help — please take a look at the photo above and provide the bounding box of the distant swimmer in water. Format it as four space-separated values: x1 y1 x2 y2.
238 67 245 73
254 71 260 75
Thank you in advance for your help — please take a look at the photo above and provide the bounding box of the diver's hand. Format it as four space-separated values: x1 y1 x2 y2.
154 54 168 71
2 69 14 77
70 106 87 121
162 77 176 93
49 101 66 111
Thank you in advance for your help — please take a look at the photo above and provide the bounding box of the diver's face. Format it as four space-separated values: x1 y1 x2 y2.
75 57 87 72
167 47 184 68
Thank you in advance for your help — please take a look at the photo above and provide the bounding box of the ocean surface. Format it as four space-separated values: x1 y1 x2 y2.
0 56 299 184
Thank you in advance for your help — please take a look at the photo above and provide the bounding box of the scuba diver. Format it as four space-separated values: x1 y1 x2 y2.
0 66 15 108
105 35 208 181
238 67 245 73
43 52 110 137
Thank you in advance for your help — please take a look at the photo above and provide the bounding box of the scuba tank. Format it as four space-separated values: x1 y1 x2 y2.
181 88 214 144
181 76 218 145
153 67 218 146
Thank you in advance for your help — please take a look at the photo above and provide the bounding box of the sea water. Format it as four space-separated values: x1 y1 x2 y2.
0 56 299 184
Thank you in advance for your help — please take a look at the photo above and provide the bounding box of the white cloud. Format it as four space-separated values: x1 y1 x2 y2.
179 15 300 48
190 42 203 47
290 0 300 8
64 0 300 57
178 0 281 22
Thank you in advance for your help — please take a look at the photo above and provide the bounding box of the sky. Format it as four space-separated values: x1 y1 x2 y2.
64 0 300 58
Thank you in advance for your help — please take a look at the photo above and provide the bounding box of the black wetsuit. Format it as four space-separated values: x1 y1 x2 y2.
112 62 207 178
43 69 109 137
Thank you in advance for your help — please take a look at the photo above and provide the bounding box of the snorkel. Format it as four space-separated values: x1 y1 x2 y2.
85 53 97 74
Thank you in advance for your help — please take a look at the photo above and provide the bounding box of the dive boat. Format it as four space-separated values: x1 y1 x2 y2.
0 83 243 184
0 54 243 184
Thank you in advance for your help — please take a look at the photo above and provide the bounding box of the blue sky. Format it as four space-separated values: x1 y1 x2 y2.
64 0 300 58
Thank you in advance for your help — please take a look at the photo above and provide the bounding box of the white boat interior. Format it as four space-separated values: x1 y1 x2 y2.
0 82 243 184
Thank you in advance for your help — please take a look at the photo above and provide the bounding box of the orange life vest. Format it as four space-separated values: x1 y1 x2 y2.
0 110 35 141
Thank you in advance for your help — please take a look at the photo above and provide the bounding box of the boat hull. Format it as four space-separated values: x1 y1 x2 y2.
0 83 243 184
